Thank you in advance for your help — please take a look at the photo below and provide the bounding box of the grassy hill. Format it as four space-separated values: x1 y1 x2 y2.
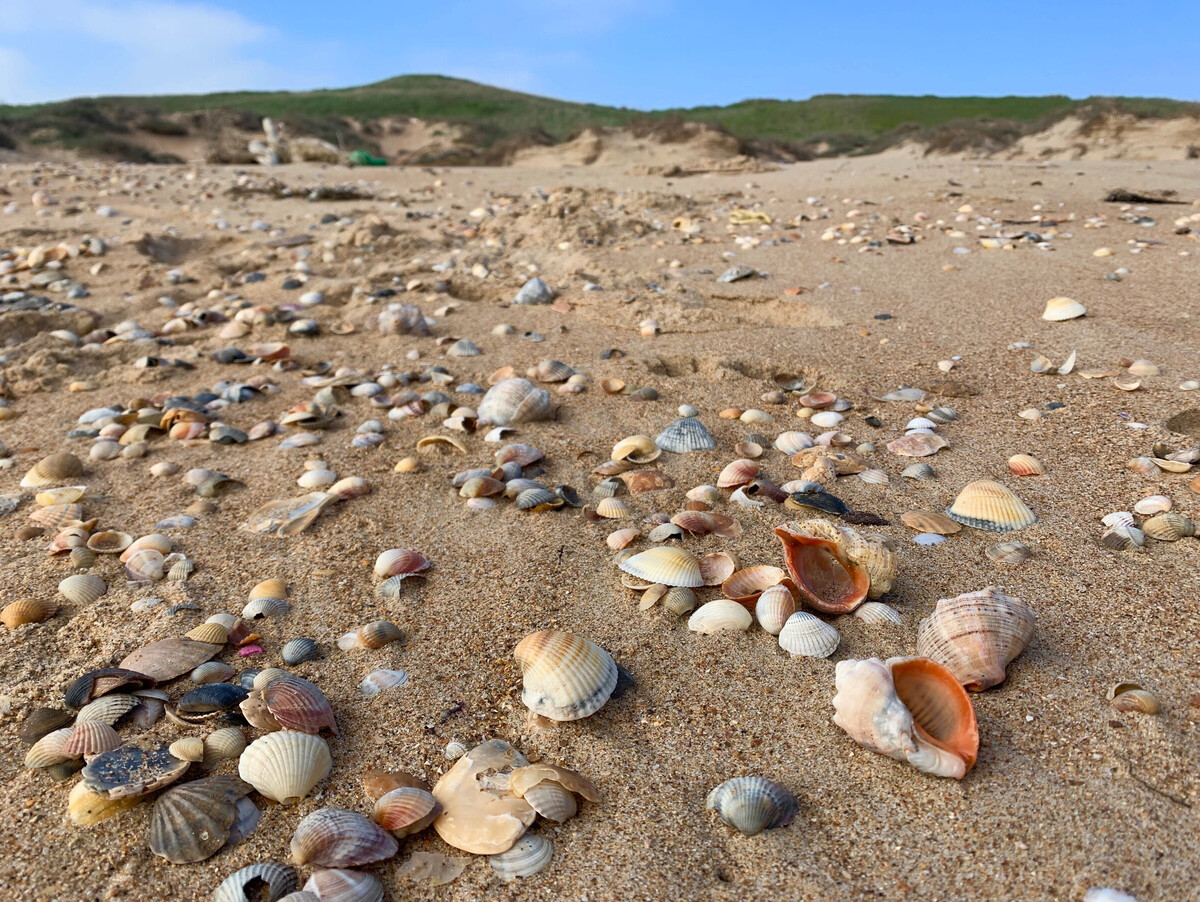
0 74 1196 163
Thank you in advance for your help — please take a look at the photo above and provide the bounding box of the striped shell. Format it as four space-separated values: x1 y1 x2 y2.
373 548 431 578
301 869 383 902
916 588 1036 691
261 675 338 735
373 787 441 836
58 573 107 605
478 378 553 426
606 528 640 550
76 693 139 726
854 601 902 625
489 834 554 882
281 638 319 666
618 547 703 588
290 808 398 867
655 417 716 453
754 585 796 635
774 431 814 455
359 669 409 695
1142 512 1195 541
337 620 402 651
985 541 1032 565
20 452 84 488
192 662 236 684
946 480 1036 532
706 776 797 836
213 863 299 902
595 497 631 519
778 612 840 658
185 622 229 645
204 728 247 765
900 511 961 535
243 596 291 619
717 459 760 488
63 721 122 759
25 727 74 768
1 598 56 628
1007 454 1046 476
514 630 617 721
688 600 753 635
149 775 253 863
238 731 332 805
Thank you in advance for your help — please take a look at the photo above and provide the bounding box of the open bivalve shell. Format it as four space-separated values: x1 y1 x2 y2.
832 657 979 779
706 776 797 836
290 808 398 867
775 520 896 614
513 630 617 721
301 870 383 902
238 730 332 805
212 863 299 902
431 739 536 855
916 588 1036 690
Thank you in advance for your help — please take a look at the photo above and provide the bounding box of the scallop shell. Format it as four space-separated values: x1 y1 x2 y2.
706 776 797 836
238 730 332 805
373 787 442 836
204 728 247 765
81 742 191 799
243 596 291 620
520 782 577 822
514 630 617 721
778 612 840 658
902 462 935 480
853 601 902 625
249 578 287 600
149 775 254 863
261 675 338 735
118 638 219 683
985 541 1033 565
359 668 410 695
1142 512 1195 542
655 418 715 453
946 480 1036 532
373 548 431 578
1 598 56 628
301 869 383 902
62 721 121 759
432 739 535 855
76 693 139 726
516 487 562 511
717 458 760 488
1007 454 1045 476
290 807 398 867
478 378 553 426
688 600 753 635
832 657 979 779
661 586 698 615
1042 296 1086 321
20 452 84 488
212 863 299 902
755 584 796 635
618 547 703 588
489 834 554 882
58 573 107 605
775 520 896 613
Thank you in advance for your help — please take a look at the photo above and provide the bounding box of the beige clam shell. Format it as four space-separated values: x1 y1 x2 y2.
1042 296 1086 321
754 585 796 635
238 730 332 805
853 601 902 625
946 480 1036 532
432 739 536 855
249 578 287 600
1 598 56 628
1141 512 1194 541
687 600 753 635
489 834 554 882
204 728 247 765
617 546 703 588
58 573 107 605
611 435 661 463
478 378 553 426
20 452 84 488
916 588 1036 690
513 630 617 721
595 497 631 519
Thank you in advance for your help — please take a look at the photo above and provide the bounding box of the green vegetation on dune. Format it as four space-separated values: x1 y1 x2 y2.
1 75 1196 162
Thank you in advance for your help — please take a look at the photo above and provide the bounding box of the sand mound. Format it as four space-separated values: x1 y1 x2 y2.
1006 113 1200 161
511 124 742 168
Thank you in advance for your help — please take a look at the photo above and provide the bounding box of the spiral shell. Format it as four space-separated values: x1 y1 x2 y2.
290 808 398 867
514 630 618 721
478 378 553 426
373 787 441 836
238 731 332 805
916 588 1036 690
706 776 797 836
778 612 840 658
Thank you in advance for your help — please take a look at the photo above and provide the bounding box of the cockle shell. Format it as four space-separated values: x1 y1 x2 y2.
359 669 409 695
20 452 84 488
186 622 229 645
774 431 814 455
775 520 896 613
618 546 703 588
900 511 960 535
946 480 1036 532
249 578 287 600
1042 296 1086 321
374 787 442 836
238 730 332 805
698 552 736 587
213 863 299 902
755 584 796 635
1007 454 1046 476
432 739 536 855
25 727 74 768
337 620 403 651
514 630 618 721
717 458 760 488
1141 512 1195 541
373 548 430 578
832 657 979 779
76 693 139 726
478 378 553 425
243 596 291 620
63 721 122 759
688 600 753 635
778 612 840 658
606 528 640 550
854 601 902 625
87 530 132 553
706 776 797 836
611 434 661 463
290 808 398 867
1132 494 1171 516
302 869 383 902
19 708 72 745
916 588 1036 690
58 573 107 605
489 834 554 882
149 775 254 863
261 675 338 735
281 638 320 666
1 598 56 628
204 728 247 765
655 418 715 453
595 497 631 519
168 737 205 763
1108 682 1160 715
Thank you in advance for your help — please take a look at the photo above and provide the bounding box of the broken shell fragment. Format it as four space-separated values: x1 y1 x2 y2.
431 739 536 855
916 588 1036 690
706 776 797 836
946 480 1036 532
514 630 618 721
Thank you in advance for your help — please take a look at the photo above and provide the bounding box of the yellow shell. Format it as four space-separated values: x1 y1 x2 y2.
595 497 631 519
35 486 85 507
1006 454 1045 477
1042 296 1086 321
68 780 141 825
513 630 618 722
900 511 961 535
185 623 230 645
238 730 332 805
1141 512 1195 542
249 578 287 601
1 598 56 628
946 480 1036 532
611 435 660 463
617 547 703 588
168 737 205 763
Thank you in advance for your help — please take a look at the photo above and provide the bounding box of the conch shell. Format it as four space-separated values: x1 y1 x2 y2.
916 588 1035 690
832 657 979 779
774 520 896 614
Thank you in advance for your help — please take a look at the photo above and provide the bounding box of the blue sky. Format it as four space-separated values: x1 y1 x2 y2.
1 0 1197 106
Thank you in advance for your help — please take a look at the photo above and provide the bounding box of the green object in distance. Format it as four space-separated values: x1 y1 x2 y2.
349 150 387 166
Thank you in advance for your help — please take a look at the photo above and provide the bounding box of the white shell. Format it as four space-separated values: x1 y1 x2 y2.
777 612 840 658
359 669 410 696
754 585 796 635
488 834 554 882
810 411 844 428
688 600 753 635
238 730 331 805
1132 495 1171 516
774 431 814 454
853 601 902 625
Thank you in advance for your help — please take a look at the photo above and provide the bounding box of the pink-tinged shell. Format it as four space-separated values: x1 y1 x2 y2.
698 552 737 587
915 588 1036 691
721 565 786 606
606 528 640 551
238 645 263 657
262 676 338 735
373 787 442 836
373 548 431 578
495 443 544 467
62 721 122 759
290 807 398 867
717 459 761 489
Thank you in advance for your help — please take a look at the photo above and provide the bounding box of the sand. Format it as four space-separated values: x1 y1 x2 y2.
0 154 1198 902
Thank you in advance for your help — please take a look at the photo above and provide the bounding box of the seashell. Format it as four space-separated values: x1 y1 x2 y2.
149 775 254 863
621 469 675 495
1150 457 1191 474
858 468 888 485
252 669 290 691
517 487 563 511
916 588 1036 690
529 358 573 382
685 485 721 505
606 528 640 550
1107 682 1160 715
778 612 840 658
946 480 1036 532
65 667 156 708
514 630 617 721
69 546 98 569
35 486 86 507
1132 494 1171 516
362 769 430 800
243 492 337 537
810 411 843 428
695 552 735 588
120 534 172 562
688 600 753 635
618 546 703 588
1 598 56 628
243 596 291 620
281 638 320 666
76 693 139 726
985 541 1032 565
338 620 403 651
167 556 195 582
774 431 815 455
1101 524 1145 550
291 808 398 867
755 584 796 635
478 378 553 426
722 565 786 606
611 434 661 464
20 452 84 488
1141 511 1194 541
444 742 468 761
359 668 410 695
900 511 961 535
87 530 132 553
67 780 141 825
125 548 166 581
595 497 631 519
302 870 383 902
1042 296 1086 321
655 418 716 454
489 834 554 882
833 657 979 779
373 548 431 578
212 863 299 902
432 739 535 854
204 727 247 765
902 462 935 480
854 601 902 625
784 489 847 516
717 458 760 488
240 696 282 732
599 377 626 394
118 638 219 683
59 573 107 605
81 742 191 799
1127 359 1160 377
374 787 441 836
886 433 949 457
62 721 122 759
19 707 72 745
706 776 797 836
775 520 896 613
262 675 338 735
1007 454 1045 476
179 682 249 716
25 727 75 768
238 730 332 805
186 622 230 645
30 502 84 529
250 578 287 600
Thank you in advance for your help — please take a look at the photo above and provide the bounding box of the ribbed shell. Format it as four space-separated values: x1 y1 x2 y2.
774 431 814 455
722 565 786 604
522 782 578 822
687 600 753 635
212 863 298 902
514 630 617 721
18 708 72 745
58 573 107 605
754 585 796 635
1 598 56 628
853 601 903 625
478 378 553 426
594 497 630 519
25 727 74 768
618 547 703 588
373 548 430 578
20 452 84 488
149 775 253 863
655 417 716 453
373 787 441 836
186 622 230 645
1007 454 1046 476
1142 512 1195 541
900 511 961 535
946 480 1036 532
916 588 1036 690
717 459 760 488
338 620 403 650
238 731 332 805
63 721 121 758
76 693 139 725
263 676 338 735
301 870 383 902
204 728 247 765
778 612 840 658
281 638 319 666
290 808 398 867
705 776 797 836
359 669 410 695
192 662 236 684
243 596 291 619
489 834 554 882
985 541 1032 565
